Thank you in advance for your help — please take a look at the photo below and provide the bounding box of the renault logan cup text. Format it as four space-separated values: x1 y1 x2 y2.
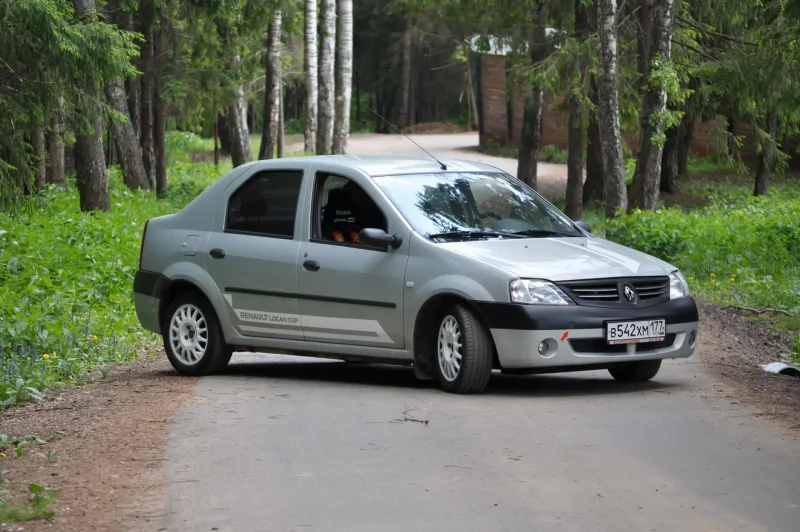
132 155 699 394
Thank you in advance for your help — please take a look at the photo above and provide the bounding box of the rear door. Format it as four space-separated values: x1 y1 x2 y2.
295 168 411 348
204 167 306 340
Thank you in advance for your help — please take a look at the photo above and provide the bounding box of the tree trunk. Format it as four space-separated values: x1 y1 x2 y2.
660 124 678 194
126 77 141 138
46 119 66 187
630 0 676 210
278 86 285 158
139 0 156 189
228 55 253 168
260 9 283 160
584 79 605 205
316 0 336 155
106 78 149 190
213 121 219 166
304 0 318 154
399 19 413 129
677 114 694 176
218 114 231 154
33 127 47 189
153 23 167 197
597 0 629 217
516 6 548 190
637 0 653 83
332 0 353 154
754 111 778 196
565 0 589 220
73 0 110 212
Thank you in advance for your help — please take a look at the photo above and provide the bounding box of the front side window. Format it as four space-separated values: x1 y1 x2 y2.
313 172 388 245
373 171 582 241
226 170 303 238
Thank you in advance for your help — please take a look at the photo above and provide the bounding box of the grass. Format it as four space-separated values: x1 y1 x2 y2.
0 134 227 407
596 170 800 363
477 140 570 164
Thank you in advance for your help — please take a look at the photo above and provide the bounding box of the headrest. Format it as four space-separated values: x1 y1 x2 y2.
324 188 357 224
240 190 267 218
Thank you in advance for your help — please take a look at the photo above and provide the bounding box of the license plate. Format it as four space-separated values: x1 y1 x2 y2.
606 319 666 345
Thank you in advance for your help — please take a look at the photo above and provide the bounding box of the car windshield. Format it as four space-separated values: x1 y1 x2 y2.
373 171 583 241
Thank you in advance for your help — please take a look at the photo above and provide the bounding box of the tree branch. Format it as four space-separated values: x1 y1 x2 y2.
674 15 758 47
721 305 794 316
672 39 717 61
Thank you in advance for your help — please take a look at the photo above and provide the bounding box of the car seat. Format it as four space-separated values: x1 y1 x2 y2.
322 187 362 243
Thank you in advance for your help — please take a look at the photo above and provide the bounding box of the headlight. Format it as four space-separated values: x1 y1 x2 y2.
669 271 690 299
510 279 574 305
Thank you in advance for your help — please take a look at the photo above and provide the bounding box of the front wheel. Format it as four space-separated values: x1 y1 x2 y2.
608 359 662 382
162 292 232 376
433 303 494 394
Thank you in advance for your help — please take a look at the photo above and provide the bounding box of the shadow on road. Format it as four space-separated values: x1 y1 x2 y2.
217 358 683 398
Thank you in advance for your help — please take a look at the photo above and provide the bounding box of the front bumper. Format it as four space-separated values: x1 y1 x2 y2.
473 297 699 370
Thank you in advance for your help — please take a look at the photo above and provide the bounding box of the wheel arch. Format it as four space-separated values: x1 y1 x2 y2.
411 292 499 379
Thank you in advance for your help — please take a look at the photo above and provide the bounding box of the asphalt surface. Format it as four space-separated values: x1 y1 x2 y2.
163 353 800 532
162 136 798 530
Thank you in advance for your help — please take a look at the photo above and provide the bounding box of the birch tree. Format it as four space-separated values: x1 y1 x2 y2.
260 10 283 160
597 0 628 217
304 0 318 154
332 0 353 154
317 0 336 155
630 0 677 210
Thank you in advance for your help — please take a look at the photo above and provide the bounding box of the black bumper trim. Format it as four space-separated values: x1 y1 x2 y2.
472 297 698 330
133 269 172 299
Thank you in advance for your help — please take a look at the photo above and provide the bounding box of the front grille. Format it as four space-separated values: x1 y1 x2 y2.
556 276 671 307
570 334 676 354
632 278 669 300
559 280 620 302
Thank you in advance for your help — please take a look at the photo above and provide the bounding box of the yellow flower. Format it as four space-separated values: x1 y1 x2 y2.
711 279 715 283
93 335 98 342
0 452 6 458
784 290 789 293
753 279 758 283
688 277 694 281
769 280 773 283
711 273 715 277
131 305 136 311
52 351 57 357
43 354 50 359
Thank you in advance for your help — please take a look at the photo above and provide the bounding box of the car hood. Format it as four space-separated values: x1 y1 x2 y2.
441 236 676 281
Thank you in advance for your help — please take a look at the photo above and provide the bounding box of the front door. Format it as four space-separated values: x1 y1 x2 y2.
204 168 306 340
296 171 409 348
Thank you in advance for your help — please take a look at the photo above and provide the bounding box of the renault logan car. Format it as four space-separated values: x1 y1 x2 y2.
133 155 698 394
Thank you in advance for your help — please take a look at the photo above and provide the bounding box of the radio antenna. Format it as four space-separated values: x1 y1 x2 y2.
365 105 448 171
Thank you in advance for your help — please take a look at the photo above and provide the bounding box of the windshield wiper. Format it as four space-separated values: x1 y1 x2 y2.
509 228 580 238
427 230 522 241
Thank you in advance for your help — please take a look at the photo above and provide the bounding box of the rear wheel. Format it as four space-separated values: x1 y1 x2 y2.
162 292 232 376
433 303 493 394
608 359 662 382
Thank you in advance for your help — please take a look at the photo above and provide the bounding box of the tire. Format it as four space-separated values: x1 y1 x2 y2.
162 291 233 376
608 359 662 382
433 303 494 394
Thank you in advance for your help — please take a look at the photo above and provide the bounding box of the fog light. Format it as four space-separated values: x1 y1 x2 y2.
538 341 548 356
689 330 697 348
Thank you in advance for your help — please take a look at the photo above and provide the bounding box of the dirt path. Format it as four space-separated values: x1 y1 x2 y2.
2 304 796 531
287 132 570 201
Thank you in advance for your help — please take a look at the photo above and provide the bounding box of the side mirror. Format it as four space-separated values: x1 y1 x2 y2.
574 220 591 234
360 228 403 250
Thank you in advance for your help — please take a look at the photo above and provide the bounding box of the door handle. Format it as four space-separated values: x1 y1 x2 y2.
209 248 225 259
303 260 320 272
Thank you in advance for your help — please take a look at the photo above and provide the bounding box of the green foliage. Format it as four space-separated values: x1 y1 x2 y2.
0 154 222 407
0 481 56 522
603 187 800 318
0 0 140 206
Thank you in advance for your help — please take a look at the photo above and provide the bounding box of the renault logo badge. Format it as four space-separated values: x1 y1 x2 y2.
624 285 636 302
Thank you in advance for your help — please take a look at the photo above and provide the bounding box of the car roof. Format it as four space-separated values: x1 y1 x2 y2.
262 154 507 177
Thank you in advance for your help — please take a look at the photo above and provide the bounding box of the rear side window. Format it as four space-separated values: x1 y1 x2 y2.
225 170 303 238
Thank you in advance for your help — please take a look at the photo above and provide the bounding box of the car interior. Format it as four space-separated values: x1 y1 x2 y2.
316 174 387 244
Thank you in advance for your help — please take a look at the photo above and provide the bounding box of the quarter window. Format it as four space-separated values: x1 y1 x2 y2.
226 170 303 238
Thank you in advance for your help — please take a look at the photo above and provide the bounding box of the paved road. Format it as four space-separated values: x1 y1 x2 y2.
163 353 800 532
308 132 569 201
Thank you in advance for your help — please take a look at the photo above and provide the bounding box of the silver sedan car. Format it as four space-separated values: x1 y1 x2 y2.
133 155 698 394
